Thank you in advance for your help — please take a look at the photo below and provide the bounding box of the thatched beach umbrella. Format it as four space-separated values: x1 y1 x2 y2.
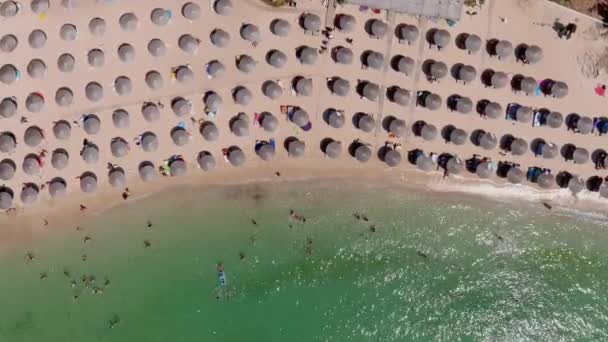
201 122 219 141
0 1 18 17
210 29 230 48
81 144 99 164
424 93 442 110
170 159 187 176
495 40 513 59
369 19 389 38
302 13 321 32
0 34 17 53
204 92 222 112
537 173 554 189
175 66 193 83
142 103 160 122
115 43 134 61
465 34 482 54
0 133 15 153
24 126 43 147
271 18 291 37
257 143 275 161
141 132 159 152
484 102 502 119
479 132 497 150
358 115 375 132
28 29 47 49
525 45 543 64
119 12 138 31
0 159 15 180
450 129 467 145
0 97 17 118
573 147 589 164
551 81 568 98
27 59 47 79
446 157 464 174
87 48 105 67
108 167 127 187
298 46 318 65
334 46 353 64
547 112 563 128
542 143 558 159
172 98 191 117
231 117 249 137
288 140 305 158
51 149 69 170
327 110 345 128
171 128 189 146
568 176 585 194
49 178 67 198
21 184 39 204
237 55 256 74
455 65 475 84
491 72 508 88
240 23 261 43
138 163 157 182
0 187 12 209
80 172 98 193
145 71 163 90
384 150 401 167
23 155 40 175
354 145 372 162
111 138 129 157
511 138 528 155
337 14 356 32
365 51 384 70
179 34 199 54
362 83 380 101
25 93 44 112
148 38 167 57
262 80 283 99
31 0 49 13
267 50 287 68
214 0 232 15
456 97 473 114
89 18 106 36
85 82 104 102
521 77 537 94
421 124 437 141
151 8 171 26
516 106 533 123
416 154 435 171
57 53 76 72
291 109 309 127
53 121 71 140
395 55 415 75
577 116 593 134
430 61 448 80
114 76 132 95
432 29 451 48
389 87 409 106
228 149 246 167
182 2 201 20
197 152 216 171
83 115 101 135
397 24 419 44
476 162 493 179
507 167 524 184
233 87 253 105
325 141 342 159
389 119 407 136
295 78 313 96
261 113 278 132
331 78 350 96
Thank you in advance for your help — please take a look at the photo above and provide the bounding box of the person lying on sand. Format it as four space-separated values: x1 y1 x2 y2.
416 251 428 259
289 210 306 223
144 240 151 248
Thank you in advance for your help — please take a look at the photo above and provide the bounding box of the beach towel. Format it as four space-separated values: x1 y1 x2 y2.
533 112 542 127
506 103 520 120
535 142 545 156
595 85 606 96
535 85 542 97
301 121 312 131
177 121 187 130
269 138 276 150
601 121 608 134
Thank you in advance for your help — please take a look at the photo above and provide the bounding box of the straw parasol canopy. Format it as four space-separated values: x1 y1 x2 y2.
298 46 318 65
85 82 103 102
257 143 275 161
0 159 15 180
395 55 415 75
53 87 73 106
231 117 249 137
458 65 476 83
525 45 543 64
365 51 384 70
271 18 290 37
21 184 39 204
201 122 219 141
0 1 18 17
384 150 401 167
397 24 419 44
237 55 256 74
119 12 138 31
334 46 353 64
23 155 40 175
151 8 171 26
170 159 187 177
0 34 17 53
541 143 558 159
476 162 494 179
142 103 160 122
89 17 106 36
495 40 513 59
0 97 17 118
112 76 131 95
197 152 216 171
302 13 321 32
172 98 191 117
24 126 43 147
206 60 225 78
175 66 193 83
424 93 442 110
507 167 524 184
179 34 199 54
261 113 278 132
240 23 261 43
111 138 129 157
53 121 71 140
326 109 345 128
331 78 350 96
547 111 563 128
262 80 283 99
148 39 167 57
416 154 435 171
568 176 585 194
363 83 380 101
450 128 468 145
182 2 201 20
267 50 287 68
537 173 554 189
28 29 47 49
370 19 388 38
551 81 568 98
81 144 99 164
433 29 451 48
288 140 305 158
291 109 309 127
358 115 375 132
80 172 98 193
479 132 497 150
214 0 232 15
228 149 246 167
0 133 15 153
511 138 528 155
516 106 533 123
233 87 253 105
48 178 67 198
429 61 448 79
141 132 159 152
464 34 482 53
204 92 222 112
138 162 157 182
25 93 44 112
57 53 75 72
51 149 69 170
337 14 356 32
354 145 372 162
83 114 101 135
421 124 437 141
325 141 342 159
392 87 410 106
520 77 537 94
108 167 127 187
295 78 313 96
491 72 508 88
145 71 163 90
484 102 502 119
210 29 230 48
456 97 473 114
27 59 47 79
573 147 589 164
577 116 593 134
446 157 464 174
389 118 406 136
0 187 13 209
171 128 189 146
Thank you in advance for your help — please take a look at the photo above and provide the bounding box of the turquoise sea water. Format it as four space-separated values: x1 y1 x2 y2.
0 179 607 341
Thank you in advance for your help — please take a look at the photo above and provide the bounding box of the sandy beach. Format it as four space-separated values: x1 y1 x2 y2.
1 0 608 232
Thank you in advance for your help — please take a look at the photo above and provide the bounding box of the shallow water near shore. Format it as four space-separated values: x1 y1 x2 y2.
0 179 608 341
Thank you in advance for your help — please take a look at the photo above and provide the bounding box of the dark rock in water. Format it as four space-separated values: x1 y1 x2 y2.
369 225 376 233
417 251 428 258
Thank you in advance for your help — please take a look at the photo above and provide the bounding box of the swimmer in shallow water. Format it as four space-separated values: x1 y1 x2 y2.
417 251 428 259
